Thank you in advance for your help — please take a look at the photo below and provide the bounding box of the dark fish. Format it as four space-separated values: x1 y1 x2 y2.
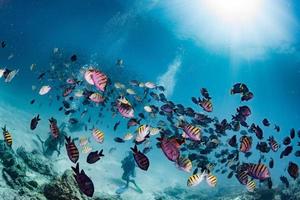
287 162 299 180
244 152 252 158
274 125 280 132
200 88 211 100
131 145 150 171
280 176 289 188
267 178 272 189
262 118 270 126
30 99 35 104
1 41 6 48
70 54 77 62
269 158 274 169
30 114 41 130
290 128 295 139
138 113 145 119
87 150 104 164
298 130 300 138
227 171 234 179
231 83 249 95
69 118 78 125
113 121 120 131
65 136 79 163
114 137 125 143
249 123 263 140
295 150 300 157
283 137 291 145
280 146 293 159
71 163 94 197
37 72 46 80
241 91 253 101
228 135 237 148
256 142 270 153
58 107 63 111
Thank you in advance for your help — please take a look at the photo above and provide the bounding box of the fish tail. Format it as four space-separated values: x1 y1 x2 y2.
71 163 80 175
131 144 138 153
99 149 104 157
2 125 7 132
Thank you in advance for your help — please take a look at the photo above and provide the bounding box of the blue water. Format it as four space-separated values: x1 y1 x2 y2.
0 0 299 199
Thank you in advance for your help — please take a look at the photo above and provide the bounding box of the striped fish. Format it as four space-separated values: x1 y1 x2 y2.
49 117 59 138
135 125 150 143
240 136 252 153
246 163 270 180
187 173 205 187
89 93 105 103
92 128 104 143
236 170 249 185
82 145 92 154
246 180 256 192
200 99 213 112
2 126 12 147
176 156 192 172
180 122 201 141
267 136 279 152
65 136 79 163
206 173 217 187
157 137 183 162
131 145 149 171
91 70 108 92
117 97 134 118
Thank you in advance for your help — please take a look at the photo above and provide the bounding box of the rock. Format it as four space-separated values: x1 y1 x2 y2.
16 146 57 176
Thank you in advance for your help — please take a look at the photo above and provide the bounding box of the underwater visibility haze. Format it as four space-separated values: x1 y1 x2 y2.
0 0 300 199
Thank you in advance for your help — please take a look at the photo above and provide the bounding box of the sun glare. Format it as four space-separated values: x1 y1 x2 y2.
203 0 262 26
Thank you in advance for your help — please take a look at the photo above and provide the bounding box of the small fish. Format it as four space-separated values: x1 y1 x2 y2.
114 137 125 143
92 128 104 143
127 118 141 129
142 146 152 154
39 85 51 95
236 170 248 185
87 150 104 164
290 128 295 139
269 158 274 169
240 136 252 153
227 171 234 179
187 172 205 187
113 121 120 131
274 125 280 132
228 135 237 148
280 176 289 188
30 99 35 104
79 136 89 146
287 162 299 180
246 180 256 192
179 121 201 141
49 117 59 138
123 133 133 141
2 126 12 147
283 137 291 145
262 118 270 126
65 136 79 163
280 146 293 158
30 114 41 130
176 156 192 173
144 106 152 113
295 150 300 157
1 41 6 48
268 136 279 152
70 54 77 62
82 145 92 154
131 145 150 171
71 163 94 197
206 173 217 187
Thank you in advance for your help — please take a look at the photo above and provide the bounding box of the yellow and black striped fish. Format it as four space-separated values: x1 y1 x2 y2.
2 125 12 147
206 173 217 187
176 156 192 172
246 180 256 192
181 123 201 141
92 128 104 143
240 136 252 153
187 173 204 187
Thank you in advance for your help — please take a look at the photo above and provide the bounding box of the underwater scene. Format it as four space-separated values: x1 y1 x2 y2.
0 0 300 200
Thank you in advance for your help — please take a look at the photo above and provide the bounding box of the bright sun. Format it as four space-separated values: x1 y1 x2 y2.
203 0 262 26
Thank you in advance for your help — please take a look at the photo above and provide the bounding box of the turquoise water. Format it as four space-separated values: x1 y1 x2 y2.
0 1 299 200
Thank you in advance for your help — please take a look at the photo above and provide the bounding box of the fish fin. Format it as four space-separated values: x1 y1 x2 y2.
130 145 138 153
65 136 71 143
156 137 162 142
193 168 198 175
71 163 79 174
2 125 7 132
99 149 104 157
